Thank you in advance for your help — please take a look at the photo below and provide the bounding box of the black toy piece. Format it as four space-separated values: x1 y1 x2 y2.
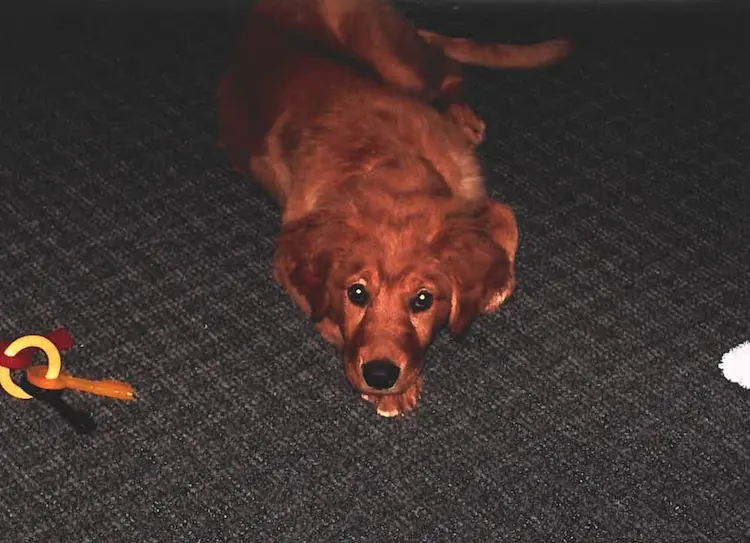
19 374 97 434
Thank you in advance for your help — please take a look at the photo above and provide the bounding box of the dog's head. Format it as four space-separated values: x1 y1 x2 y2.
273 196 517 397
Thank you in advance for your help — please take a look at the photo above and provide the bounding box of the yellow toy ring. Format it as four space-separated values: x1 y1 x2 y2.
0 335 62 399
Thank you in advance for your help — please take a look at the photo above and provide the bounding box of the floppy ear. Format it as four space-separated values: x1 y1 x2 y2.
273 211 351 323
433 199 519 338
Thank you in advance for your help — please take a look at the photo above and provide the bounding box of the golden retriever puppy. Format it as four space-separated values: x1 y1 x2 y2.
218 0 571 416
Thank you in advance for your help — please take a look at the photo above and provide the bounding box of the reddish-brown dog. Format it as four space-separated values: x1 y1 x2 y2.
218 0 571 416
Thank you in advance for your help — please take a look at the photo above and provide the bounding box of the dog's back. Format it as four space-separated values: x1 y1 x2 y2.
218 0 482 217
218 0 458 154
218 0 573 219
217 1 359 179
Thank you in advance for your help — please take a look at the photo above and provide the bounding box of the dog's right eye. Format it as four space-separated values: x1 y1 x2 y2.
347 283 369 306
410 290 433 313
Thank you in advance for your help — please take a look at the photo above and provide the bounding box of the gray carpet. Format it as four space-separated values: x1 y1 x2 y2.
1 3 749 541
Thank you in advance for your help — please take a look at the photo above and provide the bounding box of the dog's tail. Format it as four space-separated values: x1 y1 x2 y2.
417 30 573 69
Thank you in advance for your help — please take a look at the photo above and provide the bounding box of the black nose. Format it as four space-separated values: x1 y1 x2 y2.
362 359 401 390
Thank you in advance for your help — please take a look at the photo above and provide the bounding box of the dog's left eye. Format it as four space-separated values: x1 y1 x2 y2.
410 290 433 313
347 283 370 306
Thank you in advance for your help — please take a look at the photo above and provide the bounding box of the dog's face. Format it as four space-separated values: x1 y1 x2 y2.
273 197 518 397
334 258 455 396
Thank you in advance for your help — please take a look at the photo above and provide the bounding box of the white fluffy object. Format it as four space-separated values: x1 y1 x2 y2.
719 341 750 389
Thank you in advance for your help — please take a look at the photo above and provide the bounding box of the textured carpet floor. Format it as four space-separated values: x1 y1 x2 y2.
1 2 749 541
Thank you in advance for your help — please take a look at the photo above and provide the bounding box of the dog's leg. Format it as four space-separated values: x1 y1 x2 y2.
318 0 461 101
445 103 486 147
320 0 492 147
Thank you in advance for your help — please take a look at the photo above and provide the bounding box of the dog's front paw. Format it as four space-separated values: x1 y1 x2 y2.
361 377 423 417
